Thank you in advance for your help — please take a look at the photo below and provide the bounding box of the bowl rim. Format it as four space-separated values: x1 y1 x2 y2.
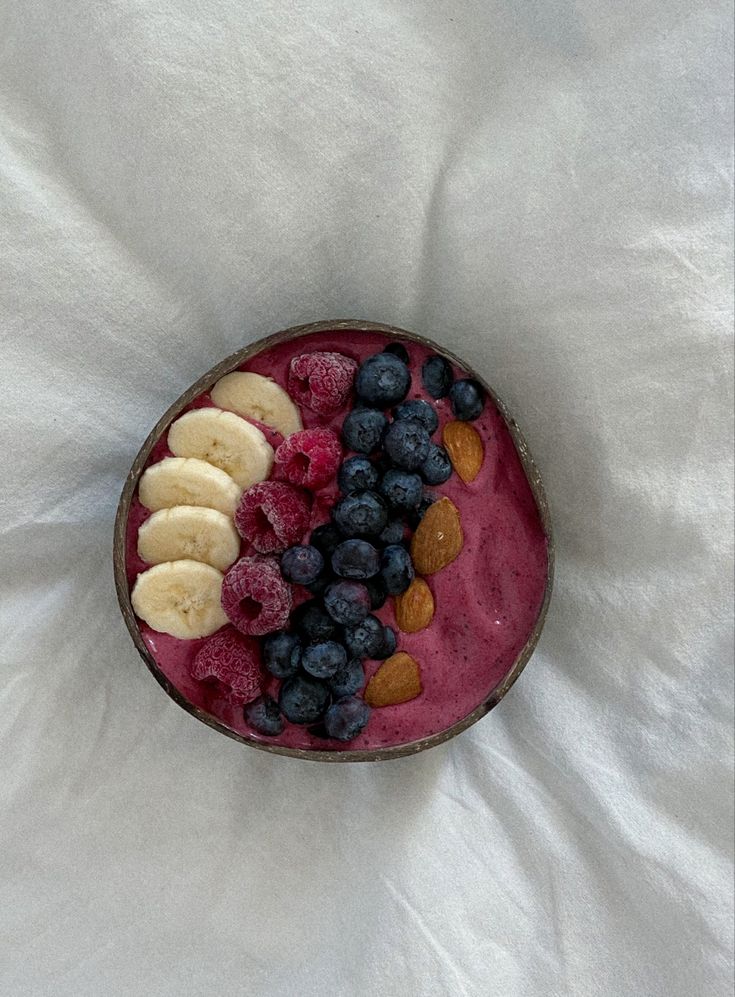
113 319 555 761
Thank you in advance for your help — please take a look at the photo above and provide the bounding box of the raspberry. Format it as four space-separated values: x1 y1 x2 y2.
235 481 311 553
287 351 357 416
191 627 263 704
221 557 293 635
275 428 342 489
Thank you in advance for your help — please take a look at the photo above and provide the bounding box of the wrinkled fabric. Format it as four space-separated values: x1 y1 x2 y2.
0 2 733 995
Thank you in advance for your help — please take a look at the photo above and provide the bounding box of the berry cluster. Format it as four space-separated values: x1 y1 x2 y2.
219 343 485 743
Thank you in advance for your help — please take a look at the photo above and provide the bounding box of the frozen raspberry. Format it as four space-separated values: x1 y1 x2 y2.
221 557 292 635
191 627 263 704
287 351 358 416
235 481 311 553
275 428 342 489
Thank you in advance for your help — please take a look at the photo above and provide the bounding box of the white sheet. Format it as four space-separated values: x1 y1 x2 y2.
1 2 733 995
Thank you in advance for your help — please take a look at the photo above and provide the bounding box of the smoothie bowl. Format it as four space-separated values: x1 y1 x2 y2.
114 320 553 761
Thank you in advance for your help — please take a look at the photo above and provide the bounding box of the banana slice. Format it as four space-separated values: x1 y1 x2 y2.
138 506 240 572
131 560 228 639
167 407 274 489
139 457 241 516
211 371 302 438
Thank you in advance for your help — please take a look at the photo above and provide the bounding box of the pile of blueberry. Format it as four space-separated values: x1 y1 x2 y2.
245 344 485 743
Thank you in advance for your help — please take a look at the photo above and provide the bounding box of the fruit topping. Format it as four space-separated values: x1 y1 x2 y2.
341 408 388 454
337 455 380 494
244 694 284 736
221 556 292 635
324 696 371 741
421 354 453 399
324 580 371 625
211 371 302 437
383 419 431 471
279 674 330 724
131 560 227 639
448 378 485 421
393 398 438 434
275 428 342 489
380 544 415 595
280 545 325 586
332 490 388 538
191 627 263 704
262 630 301 679
167 408 274 489
287 351 357 416
331 539 380 579
355 353 411 407
235 480 311 553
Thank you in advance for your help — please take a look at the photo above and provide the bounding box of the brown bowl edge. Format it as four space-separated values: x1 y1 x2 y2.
113 319 555 762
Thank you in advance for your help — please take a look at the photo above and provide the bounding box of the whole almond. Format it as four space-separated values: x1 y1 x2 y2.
410 497 463 575
394 577 435 633
442 420 484 483
365 652 422 707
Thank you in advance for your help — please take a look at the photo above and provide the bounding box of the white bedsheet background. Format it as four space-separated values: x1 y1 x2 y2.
1 2 733 995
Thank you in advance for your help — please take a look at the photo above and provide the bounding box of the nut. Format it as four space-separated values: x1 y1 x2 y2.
394 578 435 633
410 497 463 575
442 420 484 483
364 652 422 707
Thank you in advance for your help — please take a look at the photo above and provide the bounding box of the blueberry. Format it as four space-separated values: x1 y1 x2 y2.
393 399 438 435
332 490 388 538
355 353 411 408
324 580 371 625
421 354 453 399
364 574 388 610
262 631 301 679
342 408 388 454
279 674 330 724
280 545 324 586
379 469 423 511
310 523 342 559
338 456 379 494
380 544 415 595
243 695 284 736
343 614 386 658
375 625 397 660
331 539 380 579
379 519 407 546
383 419 431 471
329 657 365 697
291 600 336 641
301 640 347 679
383 342 410 365
449 378 485 421
324 696 371 741
420 444 452 485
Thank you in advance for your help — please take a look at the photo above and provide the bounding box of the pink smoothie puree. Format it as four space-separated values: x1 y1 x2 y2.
125 329 549 751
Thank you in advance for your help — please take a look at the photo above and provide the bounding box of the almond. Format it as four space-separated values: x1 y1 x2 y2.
365 652 422 707
410 497 463 575
442 420 484 483
394 577 435 633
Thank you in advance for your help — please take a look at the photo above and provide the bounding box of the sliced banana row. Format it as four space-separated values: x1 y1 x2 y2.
133 374 304 638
